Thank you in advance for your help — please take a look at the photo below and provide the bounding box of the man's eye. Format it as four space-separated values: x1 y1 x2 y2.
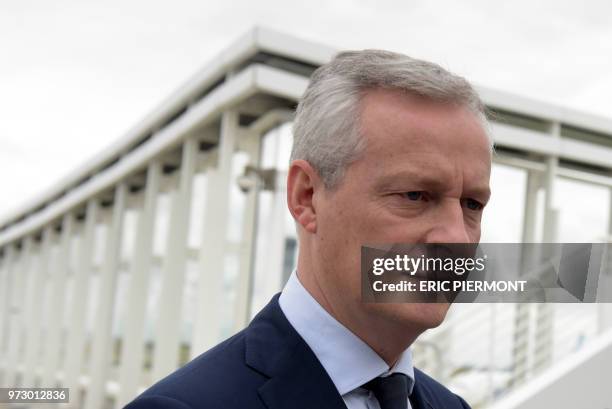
402 191 425 201
464 198 483 211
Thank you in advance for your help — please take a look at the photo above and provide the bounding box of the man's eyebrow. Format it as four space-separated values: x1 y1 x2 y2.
464 186 491 202
376 170 491 200
375 170 449 190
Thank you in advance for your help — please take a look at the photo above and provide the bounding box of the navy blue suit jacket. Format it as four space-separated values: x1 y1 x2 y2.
125 294 471 409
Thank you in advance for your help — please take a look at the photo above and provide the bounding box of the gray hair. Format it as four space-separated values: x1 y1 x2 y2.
290 49 491 189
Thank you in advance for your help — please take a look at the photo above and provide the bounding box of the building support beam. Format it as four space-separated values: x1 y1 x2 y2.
117 161 161 408
598 187 612 332
233 129 263 332
0 244 16 386
151 138 198 382
22 227 54 387
63 199 99 407
532 123 561 376
5 237 34 386
251 167 288 316
511 168 542 387
84 183 128 409
41 213 75 387
191 110 238 357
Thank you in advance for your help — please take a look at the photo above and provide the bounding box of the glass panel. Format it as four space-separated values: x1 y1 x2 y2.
480 163 527 243
553 177 610 243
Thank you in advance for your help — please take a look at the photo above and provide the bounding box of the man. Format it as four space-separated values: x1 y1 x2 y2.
125 49 491 409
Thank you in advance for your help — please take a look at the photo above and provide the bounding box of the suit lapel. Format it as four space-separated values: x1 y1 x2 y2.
244 294 441 409
409 370 436 409
245 294 347 409
257 342 348 409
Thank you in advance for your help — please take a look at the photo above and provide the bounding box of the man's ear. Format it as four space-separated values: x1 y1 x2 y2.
286 159 320 234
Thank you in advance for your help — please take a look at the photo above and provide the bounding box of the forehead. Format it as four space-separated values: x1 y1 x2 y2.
355 88 491 191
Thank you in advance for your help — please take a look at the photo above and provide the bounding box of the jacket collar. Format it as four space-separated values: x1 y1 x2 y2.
279 271 415 395
245 293 435 409
411 370 436 409
245 293 348 409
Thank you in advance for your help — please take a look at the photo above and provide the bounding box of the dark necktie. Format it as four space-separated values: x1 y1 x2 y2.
362 373 409 409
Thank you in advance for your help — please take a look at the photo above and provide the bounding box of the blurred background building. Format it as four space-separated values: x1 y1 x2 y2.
0 28 611 409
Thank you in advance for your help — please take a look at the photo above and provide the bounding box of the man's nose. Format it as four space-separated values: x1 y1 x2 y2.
424 200 471 244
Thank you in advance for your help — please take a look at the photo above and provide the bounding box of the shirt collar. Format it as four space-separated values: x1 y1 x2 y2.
279 270 415 396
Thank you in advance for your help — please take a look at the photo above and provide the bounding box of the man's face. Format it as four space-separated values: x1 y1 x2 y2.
312 88 491 331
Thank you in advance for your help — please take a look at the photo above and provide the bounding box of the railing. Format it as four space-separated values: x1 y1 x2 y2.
412 237 612 407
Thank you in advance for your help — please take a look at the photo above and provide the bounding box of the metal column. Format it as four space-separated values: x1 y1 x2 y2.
84 183 128 409
511 169 541 387
117 161 161 408
233 129 263 332
532 122 560 375
151 138 198 382
41 213 74 387
4 237 33 386
0 244 16 386
191 111 238 357
63 199 99 407
598 187 612 332
22 227 54 387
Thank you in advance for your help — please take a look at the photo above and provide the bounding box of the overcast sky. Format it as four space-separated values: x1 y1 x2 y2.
1 0 611 218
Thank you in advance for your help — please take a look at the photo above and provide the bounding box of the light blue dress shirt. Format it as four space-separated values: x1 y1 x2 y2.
279 271 415 409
